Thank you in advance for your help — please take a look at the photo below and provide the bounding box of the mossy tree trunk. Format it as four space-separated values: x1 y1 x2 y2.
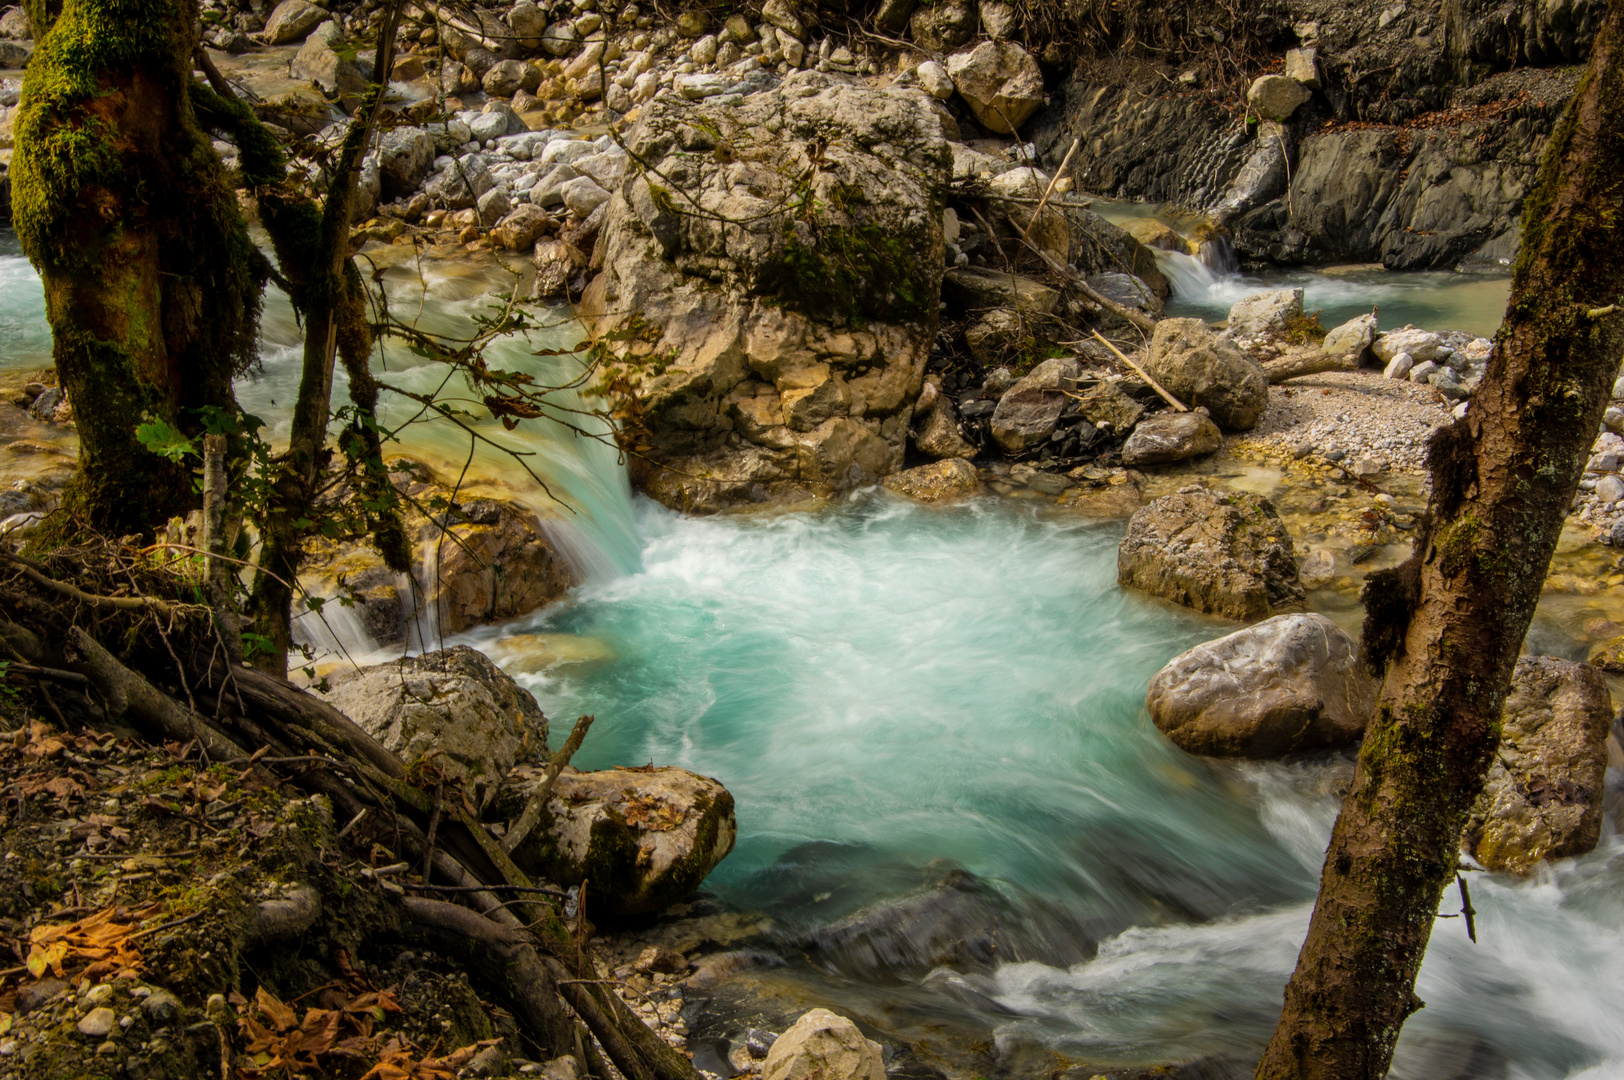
12 0 262 537
1256 3 1624 1076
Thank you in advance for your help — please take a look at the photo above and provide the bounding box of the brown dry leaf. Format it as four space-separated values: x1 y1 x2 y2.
254 986 298 1032
620 793 683 832
26 906 145 979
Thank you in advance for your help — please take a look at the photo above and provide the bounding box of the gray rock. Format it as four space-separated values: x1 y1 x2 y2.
1146 613 1376 757
424 154 495 209
1598 474 1624 504
560 175 610 216
476 185 511 226
0 6 30 39
1463 656 1612 873
1285 47 1321 89
1247 74 1311 121
761 1010 885 1080
988 357 1080 454
1120 412 1222 465
503 765 736 915
289 21 365 97
677 72 728 99
760 0 804 39
1117 486 1304 620
1226 288 1304 339
942 266 1059 315
541 20 578 56
78 1008 117 1038
482 101 528 138
1323 313 1378 362
1087 272 1162 317
979 0 1019 39
690 33 719 64
875 0 918 33
529 163 579 208
470 109 510 143
913 395 976 460
493 204 553 250
945 41 1044 135
377 127 436 201
141 989 183 1025
1299 548 1335 587
1408 359 1439 383
322 646 548 806
915 59 953 99
510 1 547 50
263 0 327 44
482 59 530 98
1373 326 1444 364
1142 318 1269 431
963 308 1032 366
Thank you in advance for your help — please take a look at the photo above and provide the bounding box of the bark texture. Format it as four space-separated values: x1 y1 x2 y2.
11 0 260 536
1257 3 1624 1076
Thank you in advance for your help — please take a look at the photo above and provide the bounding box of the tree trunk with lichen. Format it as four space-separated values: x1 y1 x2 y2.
11 0 262 537
1256 3 1624 1077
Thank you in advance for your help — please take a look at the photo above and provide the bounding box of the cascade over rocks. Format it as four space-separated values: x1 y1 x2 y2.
1463 656 1613 874
322 646 549 808
589 72 951 511
1146 614 1376 757
1142 319 1269 431
502 765 737 916
1117 486 1305 620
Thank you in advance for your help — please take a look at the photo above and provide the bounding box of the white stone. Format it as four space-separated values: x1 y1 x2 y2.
1373 326 1444 364
760 1010 884 1080
676 73 727 99
690 33 718 64
1599 475 1624 504
560 175 611 216
1384 351 1414 379
915 60 953 99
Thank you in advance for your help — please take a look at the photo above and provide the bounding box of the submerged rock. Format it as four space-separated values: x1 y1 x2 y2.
590 72 952 510
322 646 548 806
504 766 736 916
1117 486 1304 620
1146 614 1375 757
761 1009 885 1080
1463 656 1612 874
1142 319 1269 431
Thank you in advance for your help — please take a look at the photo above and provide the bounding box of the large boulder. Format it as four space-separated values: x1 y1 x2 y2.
503 766 737 916
1120 411 1222 465
1117 486 1305 620
1462 656 1612 874
289 21 366 98
942 267 1059 315
1247 74 1311 121
1146 614 1376 757
590 72 952 511
761 1009 885 1080
1072 380 1144 435
881 457 980 502
945 41 1044 135
263 0 327 44
908 0 975 50
298 459 575 648
1226 288 1304 340
377 127 436 201
989 357 1079 454
1322 313 1378 363
322 647 548 806
1142 318 1269 431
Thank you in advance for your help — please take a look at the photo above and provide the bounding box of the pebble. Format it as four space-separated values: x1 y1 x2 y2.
1235 372 1452 473
78 1007 117 1038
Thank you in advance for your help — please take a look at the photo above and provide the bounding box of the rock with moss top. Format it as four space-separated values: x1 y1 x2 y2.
1462 656 1612 874
504 766 736 916
590 71 953 511
322 646 548 807
1117 486 1304 619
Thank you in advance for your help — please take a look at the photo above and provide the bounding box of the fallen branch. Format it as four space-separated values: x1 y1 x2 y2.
504 715 595 853
1263 349 1359 384
1089 330 1189 412
1020 137 1080 247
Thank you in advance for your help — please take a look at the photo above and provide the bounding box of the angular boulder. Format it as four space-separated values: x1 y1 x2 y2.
1227 288 1304 340
1117 486 1305 620
263 0 327 44
591 72 952 510
989 357 1079 454
1371 325 1444 364
1146 614 1376 757
881 457 980 502
761 1009 885 1080
290 21 366 98
1120 411 1222 466
1143 318 1269 431
945 40 1044 135
1247 74 1311 121
1462 656 1612 874
1072 381 1145 435
322 647 548 806
377 127 436 201
913 394 977 459
908 0 974 51
1323 313 1377 363
504 766 737 916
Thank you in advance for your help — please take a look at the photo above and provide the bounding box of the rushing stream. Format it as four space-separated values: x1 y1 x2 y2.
3 229 1622 1077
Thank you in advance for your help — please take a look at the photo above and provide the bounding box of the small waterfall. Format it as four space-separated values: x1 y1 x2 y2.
1197 234 1239 276
1156 249 1227 303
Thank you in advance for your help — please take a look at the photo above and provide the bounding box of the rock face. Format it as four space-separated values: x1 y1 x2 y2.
504 766 737 916
761 1009 886 1080
322 647 548 806
1142 319 1269 431
1146 614 1376 757
1462 656 1612 874
590 73 950 511
989 357 1078 454
945 41 1044 135
1117 486 1305 620
1120 411 1222 465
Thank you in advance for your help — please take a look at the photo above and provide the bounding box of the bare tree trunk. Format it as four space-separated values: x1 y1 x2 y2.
11 0 262 537
1257 4 1624 1077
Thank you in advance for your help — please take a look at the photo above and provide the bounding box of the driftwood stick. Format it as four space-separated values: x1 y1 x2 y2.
1020 137 1080 246
1089 330 1189 412
504 715 595 853
1263 348 1359 384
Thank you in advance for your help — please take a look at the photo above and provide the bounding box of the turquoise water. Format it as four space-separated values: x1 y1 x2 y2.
5 232 1624 1076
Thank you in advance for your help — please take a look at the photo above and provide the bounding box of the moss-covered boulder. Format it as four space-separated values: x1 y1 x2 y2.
589 70 952 511
504 766 736 916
